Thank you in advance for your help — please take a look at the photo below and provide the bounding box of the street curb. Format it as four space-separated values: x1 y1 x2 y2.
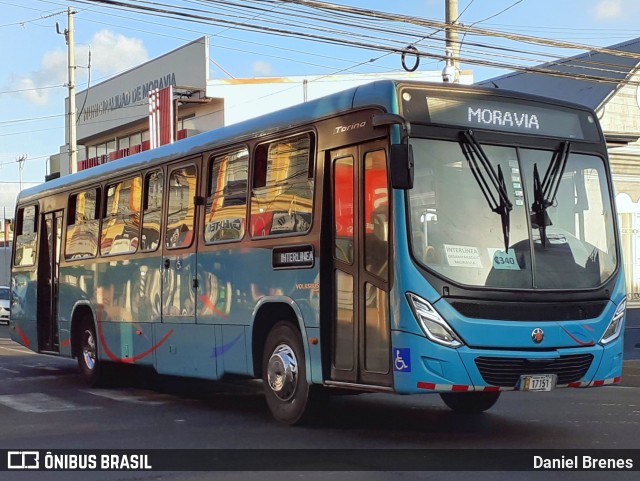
622 359 640 387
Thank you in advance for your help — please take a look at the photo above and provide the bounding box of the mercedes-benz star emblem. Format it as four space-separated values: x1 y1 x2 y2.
531 328 544 344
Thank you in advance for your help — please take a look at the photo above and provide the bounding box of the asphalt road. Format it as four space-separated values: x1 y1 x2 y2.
0 323 639 481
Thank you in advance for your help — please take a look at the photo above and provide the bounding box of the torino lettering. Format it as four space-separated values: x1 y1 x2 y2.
334 121 367 134
468 107 540 130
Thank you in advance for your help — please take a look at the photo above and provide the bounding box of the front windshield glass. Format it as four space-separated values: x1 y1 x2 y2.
408 138 617 289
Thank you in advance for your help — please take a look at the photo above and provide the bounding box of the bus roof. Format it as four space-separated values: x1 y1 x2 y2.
17 79 598 205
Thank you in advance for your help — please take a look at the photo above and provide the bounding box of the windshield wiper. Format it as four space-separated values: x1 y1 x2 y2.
531 141 571 247
459 130 513 252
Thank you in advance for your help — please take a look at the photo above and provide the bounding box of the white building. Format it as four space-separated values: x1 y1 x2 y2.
51 36 473 178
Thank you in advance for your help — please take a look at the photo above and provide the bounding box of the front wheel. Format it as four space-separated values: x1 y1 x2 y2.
262 322 317 424
77 319 103 387
440 391 500 413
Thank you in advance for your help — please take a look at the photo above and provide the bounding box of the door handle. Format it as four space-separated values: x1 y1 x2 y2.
164 258 171 269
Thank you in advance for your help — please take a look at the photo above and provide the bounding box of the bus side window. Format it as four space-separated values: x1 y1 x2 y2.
205 148 248 244
165 165 197 249
141 170 163 252
101 177 141 256
65 188 100 260
14 205 38 267
250 133 314 238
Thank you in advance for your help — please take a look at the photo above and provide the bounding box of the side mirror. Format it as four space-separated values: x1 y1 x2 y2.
372 113 413 189
390 143 414 190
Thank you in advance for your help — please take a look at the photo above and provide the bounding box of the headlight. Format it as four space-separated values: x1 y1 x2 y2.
600 299 626 345
406 293 464 348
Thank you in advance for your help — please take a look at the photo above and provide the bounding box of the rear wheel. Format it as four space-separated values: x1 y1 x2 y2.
77 319 103 387
440 391 500 413
262 322 318 424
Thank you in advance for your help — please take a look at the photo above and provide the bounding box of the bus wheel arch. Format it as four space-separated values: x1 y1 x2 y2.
71 306 103 386
261 320 313 424
251 301 305 380
70 305 95 360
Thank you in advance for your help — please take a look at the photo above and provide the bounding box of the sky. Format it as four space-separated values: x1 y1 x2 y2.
2 0 640 217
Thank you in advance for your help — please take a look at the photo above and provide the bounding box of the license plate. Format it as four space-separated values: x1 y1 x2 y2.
520 374 557 392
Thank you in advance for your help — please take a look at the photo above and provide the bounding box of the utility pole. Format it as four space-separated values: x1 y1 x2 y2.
58 8 77 174
445 0 460 83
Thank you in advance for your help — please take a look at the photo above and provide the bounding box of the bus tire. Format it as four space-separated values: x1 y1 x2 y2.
262 321 314 425
77 319 103 387
439 391 500 413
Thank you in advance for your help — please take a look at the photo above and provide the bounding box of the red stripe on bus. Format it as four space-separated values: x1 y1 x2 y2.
15 325 30 349
60 339 71 349
417 382 436 390
97 306 173 363
483 386 501 392
592 380 605 387
560 326 595 347
452 385 470 392
126 330 174 363
613 376 621 383
199 295 229 319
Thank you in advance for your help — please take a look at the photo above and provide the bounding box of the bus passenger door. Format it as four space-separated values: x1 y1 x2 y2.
161 161 200 325
330 141 392 387
37 210 63 353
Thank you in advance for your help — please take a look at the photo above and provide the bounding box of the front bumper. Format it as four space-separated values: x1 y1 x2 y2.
391 330 623 394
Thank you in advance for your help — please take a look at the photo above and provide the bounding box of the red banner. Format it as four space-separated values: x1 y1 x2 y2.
148 86 174 149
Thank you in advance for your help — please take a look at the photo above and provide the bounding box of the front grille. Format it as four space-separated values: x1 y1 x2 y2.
450 300 607 321
475 354 594 387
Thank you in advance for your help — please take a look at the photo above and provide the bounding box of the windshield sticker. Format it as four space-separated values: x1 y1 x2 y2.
444 244 483 268
489 248 520 270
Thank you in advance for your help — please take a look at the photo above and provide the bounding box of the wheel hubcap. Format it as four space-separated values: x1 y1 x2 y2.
267 344 298 401
82 330 96 370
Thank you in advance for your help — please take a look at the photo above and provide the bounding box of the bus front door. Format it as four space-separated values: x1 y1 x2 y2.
37 210 62 353
161 162 200 326
330 141 392 387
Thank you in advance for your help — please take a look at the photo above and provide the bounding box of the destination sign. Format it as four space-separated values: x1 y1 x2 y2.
399 87 600 141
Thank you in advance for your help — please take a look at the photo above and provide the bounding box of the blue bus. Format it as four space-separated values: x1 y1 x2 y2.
10 80 625 423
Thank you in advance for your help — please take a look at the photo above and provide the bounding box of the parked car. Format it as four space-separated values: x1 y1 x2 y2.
0 286 10 324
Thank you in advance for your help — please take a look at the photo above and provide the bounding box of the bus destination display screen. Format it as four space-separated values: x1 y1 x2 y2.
399 87 600 141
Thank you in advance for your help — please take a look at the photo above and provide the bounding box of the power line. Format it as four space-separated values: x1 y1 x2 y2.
0 3 66 27
66 0 640 85
0 85 66 95
4 0 639 148
0 113 65 125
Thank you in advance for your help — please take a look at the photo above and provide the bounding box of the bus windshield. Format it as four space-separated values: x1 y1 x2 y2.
408 138 617 289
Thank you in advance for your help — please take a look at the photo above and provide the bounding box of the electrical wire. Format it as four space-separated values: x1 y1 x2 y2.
76 47 92 123
3 0 640 162
65 0 640 80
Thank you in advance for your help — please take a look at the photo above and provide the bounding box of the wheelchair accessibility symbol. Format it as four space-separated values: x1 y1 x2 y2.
393 348 411 372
